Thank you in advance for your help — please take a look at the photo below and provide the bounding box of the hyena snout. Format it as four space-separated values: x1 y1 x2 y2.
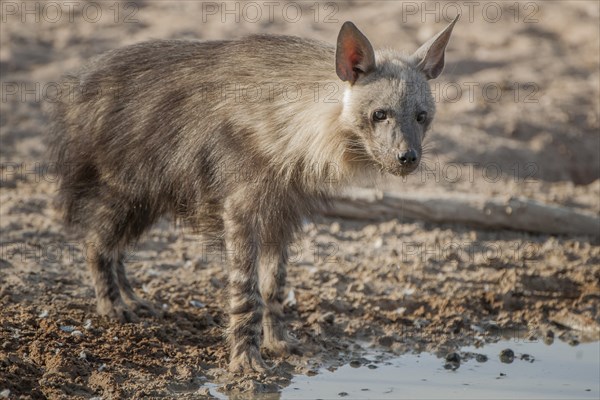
397 148 419 167
396 147 420 174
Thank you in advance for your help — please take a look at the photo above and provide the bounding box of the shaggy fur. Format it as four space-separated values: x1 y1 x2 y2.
49 17 458 372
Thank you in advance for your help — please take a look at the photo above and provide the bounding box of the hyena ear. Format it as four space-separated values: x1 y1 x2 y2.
411 15 460 80
335 21 376 85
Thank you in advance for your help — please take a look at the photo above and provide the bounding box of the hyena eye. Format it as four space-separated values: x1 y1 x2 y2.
416 111 428 124
372 110 387 122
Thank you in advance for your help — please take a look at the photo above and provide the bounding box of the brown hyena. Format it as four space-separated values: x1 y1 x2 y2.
49 17 459 373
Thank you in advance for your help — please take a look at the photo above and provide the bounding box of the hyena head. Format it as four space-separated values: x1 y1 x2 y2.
336 16 459 177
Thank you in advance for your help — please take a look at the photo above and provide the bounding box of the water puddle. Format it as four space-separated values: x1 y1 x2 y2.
210 338 599 399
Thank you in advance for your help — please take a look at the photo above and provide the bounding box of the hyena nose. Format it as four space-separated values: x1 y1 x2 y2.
398 149 418 166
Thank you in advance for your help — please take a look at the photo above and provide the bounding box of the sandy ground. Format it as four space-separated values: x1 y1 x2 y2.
1 1 599 398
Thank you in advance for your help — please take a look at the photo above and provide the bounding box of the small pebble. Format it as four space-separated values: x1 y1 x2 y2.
475 354 488 363
98 363 107 372
483 320 499 330
0 389 10 399
189 300 205 308
499 349 514 364
60 325 75 333
444 352 460 371
321 312 335 324
349 359 361 368
367 364 377 369
71 330 83 337
444 352 460 370
330 222 341 234
413 318 429 328
444 362 459 371
373 237 383 249
445 352 461 363
544 329 555 345
79 350 87 360
284 289 297 307
83 320 93 330
38 310 48 319
338 392 348 397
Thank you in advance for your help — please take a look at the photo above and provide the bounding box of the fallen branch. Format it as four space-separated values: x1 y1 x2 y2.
325 188 600 237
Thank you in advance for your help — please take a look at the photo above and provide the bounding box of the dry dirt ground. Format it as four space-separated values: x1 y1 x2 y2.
1 1 599 398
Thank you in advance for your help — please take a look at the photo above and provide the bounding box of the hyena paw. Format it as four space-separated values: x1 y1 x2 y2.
263 319 302 356
97 299 139 323
263 332 302 356
229 347 270 374
123 295 161 318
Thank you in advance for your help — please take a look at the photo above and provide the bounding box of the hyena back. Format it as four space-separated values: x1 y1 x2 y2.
50 17 458 373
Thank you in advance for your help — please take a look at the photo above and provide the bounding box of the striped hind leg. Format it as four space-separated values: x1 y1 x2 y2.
115 257 159 317
259 244 299 356
83 192 156 323
223 200 267 373
87 243 138 323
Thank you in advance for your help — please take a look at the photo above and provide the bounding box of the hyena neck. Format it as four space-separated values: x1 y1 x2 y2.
225 35 382 196
270 96 377 197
